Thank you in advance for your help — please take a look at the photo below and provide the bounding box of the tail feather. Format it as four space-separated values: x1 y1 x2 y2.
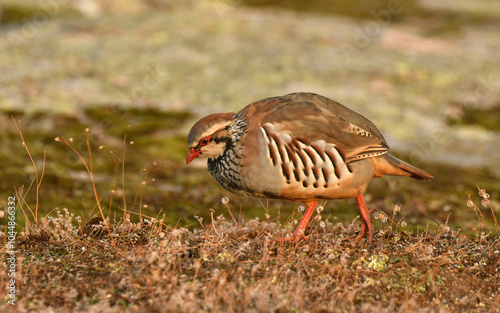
372 153 433 181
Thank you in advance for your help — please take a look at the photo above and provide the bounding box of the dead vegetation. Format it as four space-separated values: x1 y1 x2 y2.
1 205 499 313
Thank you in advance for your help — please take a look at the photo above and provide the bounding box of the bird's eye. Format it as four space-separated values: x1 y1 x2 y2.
200 136 211 146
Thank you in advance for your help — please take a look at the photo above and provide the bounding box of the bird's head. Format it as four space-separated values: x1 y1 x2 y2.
186 112 236 164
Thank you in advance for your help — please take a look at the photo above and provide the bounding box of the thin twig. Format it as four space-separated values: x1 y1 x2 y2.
122 134 128 217
13 117 45 222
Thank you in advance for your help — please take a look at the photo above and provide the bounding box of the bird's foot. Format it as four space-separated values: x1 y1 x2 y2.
353 223 370 245
274 201 317 243
352 217 374 246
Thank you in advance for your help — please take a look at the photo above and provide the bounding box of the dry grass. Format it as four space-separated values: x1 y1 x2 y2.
1 208 499 313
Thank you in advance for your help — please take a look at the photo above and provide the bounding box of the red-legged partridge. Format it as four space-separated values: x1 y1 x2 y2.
186 92 432 243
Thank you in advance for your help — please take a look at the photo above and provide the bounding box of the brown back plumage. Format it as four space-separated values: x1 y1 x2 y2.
235 92 432 181
236 93 389 162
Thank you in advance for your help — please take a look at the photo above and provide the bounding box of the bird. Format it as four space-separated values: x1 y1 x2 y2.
186 92 432 243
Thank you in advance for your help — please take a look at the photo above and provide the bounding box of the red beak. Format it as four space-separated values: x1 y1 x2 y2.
186 148 201 164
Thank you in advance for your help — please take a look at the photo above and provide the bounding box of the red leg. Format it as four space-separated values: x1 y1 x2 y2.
275 201 318 242
354 194 373 244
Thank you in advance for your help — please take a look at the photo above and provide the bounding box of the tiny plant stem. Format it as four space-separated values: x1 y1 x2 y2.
13 117 45 223
417 209 441 227
476 186 500 234
131 164 156 215
139 192 143 219
87 135 117 249
86 136 100 212
37 152 46 221
14 185 34 233
109 159 120 217
469 194 487 231
382 212 404 234
210 209 222 239
15 177 36 221
122 134 128 218
131 179 145 212
491 204 500 234
224 203 238 225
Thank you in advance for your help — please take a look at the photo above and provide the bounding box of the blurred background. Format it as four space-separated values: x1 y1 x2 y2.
1 0 499 233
